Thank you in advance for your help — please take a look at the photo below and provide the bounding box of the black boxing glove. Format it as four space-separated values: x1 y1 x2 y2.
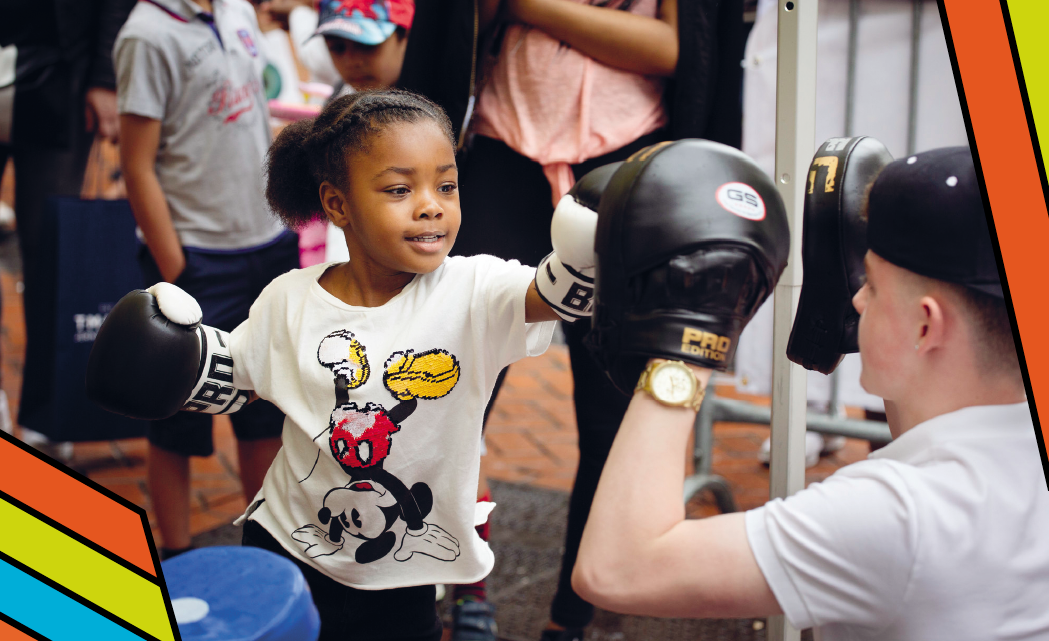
786 136 893 374
534 163 621 321
587 140 790 394
86 283 252 420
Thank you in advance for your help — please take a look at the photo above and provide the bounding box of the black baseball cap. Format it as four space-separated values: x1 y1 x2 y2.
866 146 1003 298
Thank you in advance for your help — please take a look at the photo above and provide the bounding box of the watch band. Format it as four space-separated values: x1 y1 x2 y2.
635 360 706 411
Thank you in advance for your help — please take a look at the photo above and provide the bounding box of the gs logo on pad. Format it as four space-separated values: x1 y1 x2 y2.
715 182 766 221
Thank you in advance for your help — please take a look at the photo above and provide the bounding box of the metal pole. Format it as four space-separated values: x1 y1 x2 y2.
907 0 922 154
829 369 842 418
844 0 860 137
770 0 819 638
706 396 892 442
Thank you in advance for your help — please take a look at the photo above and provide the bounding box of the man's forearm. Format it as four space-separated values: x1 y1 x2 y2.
573 363 781 619
575 367 709 589
123 168 184 282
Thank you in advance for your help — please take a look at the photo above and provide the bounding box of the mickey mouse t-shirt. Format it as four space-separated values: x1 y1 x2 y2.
230 256 555 589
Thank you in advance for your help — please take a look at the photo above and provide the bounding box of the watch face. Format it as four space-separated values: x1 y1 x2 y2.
650 363 696 404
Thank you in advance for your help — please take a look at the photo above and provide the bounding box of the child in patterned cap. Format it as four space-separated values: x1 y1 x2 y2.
313 0 415 92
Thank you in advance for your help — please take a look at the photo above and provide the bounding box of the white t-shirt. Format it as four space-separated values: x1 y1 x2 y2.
231 257 555 589
745 402 1049 640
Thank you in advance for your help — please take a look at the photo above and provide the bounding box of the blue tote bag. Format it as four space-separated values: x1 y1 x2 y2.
20 191 146 441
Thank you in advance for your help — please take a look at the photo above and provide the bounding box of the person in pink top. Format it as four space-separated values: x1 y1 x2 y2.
448 2 692 640
473 0 672 204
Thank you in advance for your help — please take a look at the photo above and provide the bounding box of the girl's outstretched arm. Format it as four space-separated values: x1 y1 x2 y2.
504 0 678 77
525 281 565 323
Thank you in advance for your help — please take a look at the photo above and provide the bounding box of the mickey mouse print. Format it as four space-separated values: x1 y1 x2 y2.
292 330 463 565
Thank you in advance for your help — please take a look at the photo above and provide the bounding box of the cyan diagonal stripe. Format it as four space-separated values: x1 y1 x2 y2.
0 557 146 641
0 498 172 640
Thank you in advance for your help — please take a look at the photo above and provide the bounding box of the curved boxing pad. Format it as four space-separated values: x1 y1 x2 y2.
588 140 790 394
787 137 893 374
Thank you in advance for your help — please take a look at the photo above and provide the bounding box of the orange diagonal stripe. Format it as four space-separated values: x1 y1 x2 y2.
941 0 1049 451
0 438 156 576
0 617 38 641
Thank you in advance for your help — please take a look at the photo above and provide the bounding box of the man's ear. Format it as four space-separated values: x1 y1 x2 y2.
917 294 947 352
320 181 351 228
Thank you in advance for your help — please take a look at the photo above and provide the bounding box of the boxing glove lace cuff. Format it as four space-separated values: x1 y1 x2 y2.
181 325 252 415
534 252 595 321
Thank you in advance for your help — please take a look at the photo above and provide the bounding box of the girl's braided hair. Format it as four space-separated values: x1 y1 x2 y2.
265 89 455 227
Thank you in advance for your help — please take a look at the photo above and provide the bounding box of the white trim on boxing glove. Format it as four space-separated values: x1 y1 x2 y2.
535 252 595 321
181 325 252 415
551 194 598 269
147 282 203 327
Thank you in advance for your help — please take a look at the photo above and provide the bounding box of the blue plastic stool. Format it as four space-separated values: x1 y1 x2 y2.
161 546 320 641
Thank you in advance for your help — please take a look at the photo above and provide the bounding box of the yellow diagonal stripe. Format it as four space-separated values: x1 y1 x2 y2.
1008 1 1049 158
0 498 174 641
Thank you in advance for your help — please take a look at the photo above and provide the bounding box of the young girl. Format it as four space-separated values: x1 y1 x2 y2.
230 88 562 640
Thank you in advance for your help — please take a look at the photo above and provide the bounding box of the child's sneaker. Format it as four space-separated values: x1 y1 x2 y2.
450 599 497 641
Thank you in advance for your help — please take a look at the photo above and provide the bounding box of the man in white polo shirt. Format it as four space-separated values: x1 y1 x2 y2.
574 147 1049 639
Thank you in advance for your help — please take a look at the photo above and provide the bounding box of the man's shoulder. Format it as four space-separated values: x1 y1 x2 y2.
752 457 924 547
795 458 918 505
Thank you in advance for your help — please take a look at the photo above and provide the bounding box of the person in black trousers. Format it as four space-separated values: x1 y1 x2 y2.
0 0 137 447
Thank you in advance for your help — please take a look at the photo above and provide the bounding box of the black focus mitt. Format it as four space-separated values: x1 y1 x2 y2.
786 136 893 374
586 140 791 394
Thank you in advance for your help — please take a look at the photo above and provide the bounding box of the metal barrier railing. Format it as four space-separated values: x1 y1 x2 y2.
682 386 892 511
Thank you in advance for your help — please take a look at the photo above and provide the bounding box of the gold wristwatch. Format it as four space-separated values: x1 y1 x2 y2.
635 360 705 411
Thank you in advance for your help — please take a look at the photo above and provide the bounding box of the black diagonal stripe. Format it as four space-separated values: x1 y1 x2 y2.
997 0 1049 208
0 610 51 641
0 490 159 585
0 431 177 638
993 0 1049 488
938 0 1047 488
0 549 162 641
